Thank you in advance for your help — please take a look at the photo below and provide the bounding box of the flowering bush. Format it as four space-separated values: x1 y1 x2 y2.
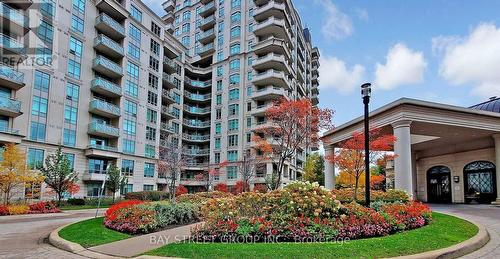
177 191 232 204
7 205 30 215
124 191 170 201
104 200 200 234
332 188 409 204
191 182 431 243
253 184 268 193
29 201 61 214
176 185 188 197
214 183 229 193
0 205 9 216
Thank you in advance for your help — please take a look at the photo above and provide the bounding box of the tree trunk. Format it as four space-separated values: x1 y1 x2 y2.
112 192 115 203
57 192 62 207
354 178 359 202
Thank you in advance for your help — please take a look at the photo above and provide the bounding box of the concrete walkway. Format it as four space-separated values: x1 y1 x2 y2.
88 223 201 257
431 204 500 258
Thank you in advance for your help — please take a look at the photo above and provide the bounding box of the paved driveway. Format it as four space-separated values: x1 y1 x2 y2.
0 209 104 259
431 204 500 259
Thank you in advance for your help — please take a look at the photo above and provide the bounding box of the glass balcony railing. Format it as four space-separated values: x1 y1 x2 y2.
91 77 122 96
88 121 119 137
163 57 177 70
94 34 124 55
200 1 215 14
0 127 19 135
0 2 28 28
183 119 210 128
0 33 25 54
93 55 123 76
89 99 121 117
95 13 125 36
184 91 211 101
87 143 118 152
184 105 210 114
200 15 215 27
196 43 214 55
0 65 24 85
185 78 211 88
183 133 210 141
0 96 21 114
199 28 215 39
183 148 210 155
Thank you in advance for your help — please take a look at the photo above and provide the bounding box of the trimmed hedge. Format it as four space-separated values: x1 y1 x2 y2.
332 188 409 204
124 191 170 201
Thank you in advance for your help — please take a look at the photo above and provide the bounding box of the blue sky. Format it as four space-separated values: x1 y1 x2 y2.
144 0 500 125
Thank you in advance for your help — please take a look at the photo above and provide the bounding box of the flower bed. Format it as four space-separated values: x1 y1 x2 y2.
176 191 233 204
103 200 200 234
0 201 61 216
191 182 431 243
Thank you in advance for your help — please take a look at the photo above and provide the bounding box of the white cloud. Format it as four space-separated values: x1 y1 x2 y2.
437 23 500 97
318 55 366 94
316 0 353 40
374 43 427 90
354 8 369 22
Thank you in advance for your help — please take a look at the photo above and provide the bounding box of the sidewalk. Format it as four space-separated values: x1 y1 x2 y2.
88 223 200 257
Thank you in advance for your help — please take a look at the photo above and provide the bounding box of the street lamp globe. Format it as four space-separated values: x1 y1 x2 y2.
361 83 372 98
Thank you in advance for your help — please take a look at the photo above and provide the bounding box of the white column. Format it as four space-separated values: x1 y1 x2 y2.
493 134 500 205
324 146 335 190
392 120 414 199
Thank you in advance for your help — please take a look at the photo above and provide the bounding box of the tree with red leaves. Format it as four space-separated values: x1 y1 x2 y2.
326 127 396 200
253 98 333 190
232 181 248 194
214 183 228 193
175 185 188 197
194 160 229 191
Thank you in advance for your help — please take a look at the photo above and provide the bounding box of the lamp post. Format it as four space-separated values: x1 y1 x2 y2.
361 83 372 207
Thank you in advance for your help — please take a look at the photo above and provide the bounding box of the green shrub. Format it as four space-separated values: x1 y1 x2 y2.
67 198 85 205
84 197 116 206
332 188 409 204
124 191 170 201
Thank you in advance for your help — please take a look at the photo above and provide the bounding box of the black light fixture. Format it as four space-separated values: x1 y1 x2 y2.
361 83 371 207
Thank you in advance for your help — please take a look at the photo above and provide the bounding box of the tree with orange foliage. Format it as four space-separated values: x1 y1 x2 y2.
336 171 386 189
253 98 333 190
326 128 396 200
0 144 44 204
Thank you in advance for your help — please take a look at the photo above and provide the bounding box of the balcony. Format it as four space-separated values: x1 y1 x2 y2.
253 37 291 60
184 161 209 169
0 65 24 90
199 15 216 30
93 55 123 79
183 148 210 156
183 133 210 142
0 96 21 117
160 122 175 134
2 0 32 10
0 33 25 56
95 13 125 41
85 144 120 159
253 53 290 73
162 89 176 104
184 91 211 102
93 34 124 59
254 1 286 21
196 43 215 56
311 94 319 105
185 78 211 89
88 121 119 138
0 2 29 35
91 77 122 98
183 119 210 129
254 18 292 46
184 105 210 115
251 103 272 116
312 74 319 85
253 69 289 89
198 28 215 44
312 47 320 59
163 57 177 74
312 58 320 67
162 0 175 12
199 1 216 17
251 86 284 101
311 85 319 95
95 0 128 21
162 73 179 89
161 105 177 119
82 170 107 182
0 127 23 144
89 99 121 118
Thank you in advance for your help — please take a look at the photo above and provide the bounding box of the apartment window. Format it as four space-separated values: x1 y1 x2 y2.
214 138 221 149
217 51 223 62
216 80 223 91
216 109 222 119
148 74 159 89
129 24 141 42
72 0 85 14
229 88 239 100
123 119 136 135
228 135 238 147
228 104 239 116
182 23 190 33
127 63 140 79
125 80 138 98
247 71 253 81
246 117 251 127
67 59 81 79
128 43 140 59
246 86 252 96
71 14 84 33
248 56 253 65
229 59 240 70
218 21 224 33
231 12 241 23
149 56 159 71
230 43 240 55
227 151 238 162
248 23 254 32
229 74 240 85
144 163 155 178
27 148 44 170
181 36 190 46
121 184 133 195
216 94 222 105
66 82 79 101
30 122 46 142
147 109 158 124
148 91 158 106
130 5 143 22
69 37 82 57
151 22 161 36
230 26 241 38
145 144 155 158
214 152 221 164
216 66 223 76
34 71 50 92
124 100 137 116
227 166 237 180
150 40 160 55
219 7 225 18
218 35 224 47
63 129 76 147
143 185 154 191
32 96 48 117
146 126 156 141
63 153 75 169
37 21 53 43
122 160 134 176
123 139 136 154
246 132 251 143
182 10 191 21
228 119 238 131
215 123 221 134
231 0 241 8
64 105 78 124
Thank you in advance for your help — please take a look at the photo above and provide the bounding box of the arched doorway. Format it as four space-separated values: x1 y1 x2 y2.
464 161 497 204
427 166 452 203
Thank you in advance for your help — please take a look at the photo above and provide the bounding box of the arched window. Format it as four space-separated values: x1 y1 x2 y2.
427 166 452 203
464 161 497 203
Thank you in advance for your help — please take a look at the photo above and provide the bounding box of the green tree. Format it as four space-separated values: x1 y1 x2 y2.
40 146 78 205
105 163 127 203
303 153 325 186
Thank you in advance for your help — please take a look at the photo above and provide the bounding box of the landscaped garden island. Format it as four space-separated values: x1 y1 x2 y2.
57 182 480 258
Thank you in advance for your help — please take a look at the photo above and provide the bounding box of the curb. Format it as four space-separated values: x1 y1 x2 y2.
389 214 490 259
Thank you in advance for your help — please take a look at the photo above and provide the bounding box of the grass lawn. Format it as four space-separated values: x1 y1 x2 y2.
59 217 131 248
146 212 478 259
59 205 110 211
